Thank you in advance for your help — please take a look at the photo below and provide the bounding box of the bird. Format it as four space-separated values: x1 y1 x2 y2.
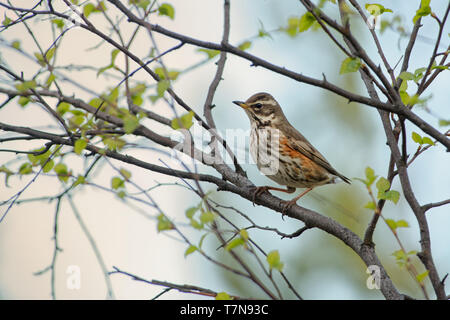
232 92 350 212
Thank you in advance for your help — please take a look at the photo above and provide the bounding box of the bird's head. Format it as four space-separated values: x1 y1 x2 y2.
233 92 286 127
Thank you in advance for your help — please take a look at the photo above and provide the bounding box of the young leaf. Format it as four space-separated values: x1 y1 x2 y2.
396 219 409 228
185 206 199 219
197 48 220 59
365 4 392 16
119 168 132 180
340 57 362 74
365 166 377 186
413 0 431 23
267 250 284 271
19 163 33 175
184 245 197 257
416 270 429 283
18 96 30 107
225 238 245 251
298 12 315 32
74 138 88 155
54 163 70 183
422 137 434 145
171 111 194 130
364 201 376 210
111 177 124 190
411 131 423 144
200 210 215 224
157 213 174 232
215 292 232 300
158 3 175 19
376 177 390 194
238 41 252 51
385 218 397 231
123 114 140 134
156 79 170 97
57 102 71 115
383 190 400 204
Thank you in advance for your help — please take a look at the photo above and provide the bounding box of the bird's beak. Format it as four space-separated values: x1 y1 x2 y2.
232 100 248 109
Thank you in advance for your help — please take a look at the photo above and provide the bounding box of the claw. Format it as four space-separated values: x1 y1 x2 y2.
250 186 269 206
280 199 297 218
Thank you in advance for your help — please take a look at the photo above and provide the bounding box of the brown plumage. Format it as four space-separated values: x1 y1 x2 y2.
233 92 350 211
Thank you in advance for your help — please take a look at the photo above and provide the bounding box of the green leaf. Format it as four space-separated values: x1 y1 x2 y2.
383 190 400 204
119 168 131 180
42 159 54 173
2 14 12 26
238 41 252 51
73 175 86 187
111 177 125 190
158 3 175 19
0 165 14 187
156 79 170 97
57 102 71 116
157 213 174 232
412 131 423 144
102 136 126 151
185 206 199 219
225 238 245 251
267 250 284 271
438 119 450 127
18 96 30 107
422 137 434 145
215 292 232 300
416 270 429 283
184 245 197 257
54 163 70 183
171 111 195 130
364 201 376 210
396 219 409 228
285 17 301 37
12 40 21 50
365 4 392 16
340 57 362 74
190 218 203 230
413 0 431 23
123 114 140 134
239 229 249 242
392 250 407 267
45 47 56 62
83 3 96 17
385 218 397 231
399 90 410 105
298 12 316 32
398 71 415 81
51 19 65 29
74 138 87 155
200 210 215 224
19 162 33 175
197 48 221 59
45 73 56 87
376 177 390 194
15 80 37 93
154 67 180 80
365 166 377 186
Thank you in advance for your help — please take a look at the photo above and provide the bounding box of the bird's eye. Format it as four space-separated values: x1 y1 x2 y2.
253 103 263 109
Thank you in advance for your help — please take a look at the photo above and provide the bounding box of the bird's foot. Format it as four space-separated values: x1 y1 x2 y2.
250 186 270 206
280 199 297 218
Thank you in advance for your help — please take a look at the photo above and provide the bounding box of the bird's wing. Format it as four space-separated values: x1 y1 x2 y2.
283 126 351 184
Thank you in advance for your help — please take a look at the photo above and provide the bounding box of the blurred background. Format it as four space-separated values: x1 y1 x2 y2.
0 0 448 299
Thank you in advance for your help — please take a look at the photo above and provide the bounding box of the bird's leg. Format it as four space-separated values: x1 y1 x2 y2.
250 185 296 206
281 187 313 214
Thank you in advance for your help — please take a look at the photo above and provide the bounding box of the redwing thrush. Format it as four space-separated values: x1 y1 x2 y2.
233 92 350 211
